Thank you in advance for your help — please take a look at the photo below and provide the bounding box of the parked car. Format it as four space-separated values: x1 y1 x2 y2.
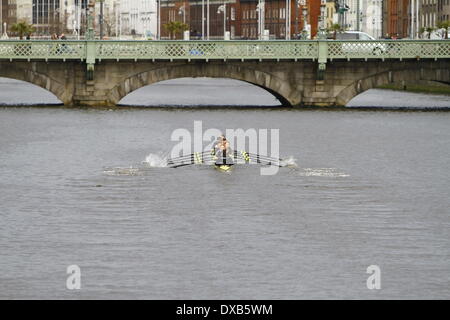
335 31 376 41
334 31 386 56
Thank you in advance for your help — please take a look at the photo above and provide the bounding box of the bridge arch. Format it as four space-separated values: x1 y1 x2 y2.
0 62 70 105
335 63 450 106
107 63 297 107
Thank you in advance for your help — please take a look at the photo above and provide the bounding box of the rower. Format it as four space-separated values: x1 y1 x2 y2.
212 135 225 154
215 137 234 166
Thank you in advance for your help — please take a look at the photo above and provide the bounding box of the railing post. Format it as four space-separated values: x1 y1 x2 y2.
317 40 328 80
86 41 96 81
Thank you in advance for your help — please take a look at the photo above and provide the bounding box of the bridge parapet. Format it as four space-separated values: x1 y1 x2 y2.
0 40 449 62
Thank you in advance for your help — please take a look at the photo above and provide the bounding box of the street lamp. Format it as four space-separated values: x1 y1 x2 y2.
300 0 307 39
256 0 265 40
75 0 82 40
99 0 104 39
318 0 327 39
0 0 8 39
157 0 160 40
87 0 95 40
286 0 291 40
2 22 7 39
178 4 186 24
217 3 226 40
207 0 210 40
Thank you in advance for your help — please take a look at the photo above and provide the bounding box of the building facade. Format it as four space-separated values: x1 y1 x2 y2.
159 0 321 40
421 0 450 28
334 0 383 38
382 0 450 39
118 0 157 38
382 0 409 38
326 0 336 29
1 0 18 36
160 0 240 40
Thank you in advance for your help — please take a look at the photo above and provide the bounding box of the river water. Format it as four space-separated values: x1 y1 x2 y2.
0 78 449 299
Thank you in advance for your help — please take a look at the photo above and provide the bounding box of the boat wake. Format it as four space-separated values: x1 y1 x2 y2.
299 168 350 178
103 166 142 176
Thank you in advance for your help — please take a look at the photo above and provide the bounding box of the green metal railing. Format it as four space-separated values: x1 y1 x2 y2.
0 40 449 61
0 41 86 60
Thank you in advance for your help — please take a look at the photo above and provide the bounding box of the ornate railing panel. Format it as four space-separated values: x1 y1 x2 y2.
327 40 450 60
0 41 86 59
95 41 319 60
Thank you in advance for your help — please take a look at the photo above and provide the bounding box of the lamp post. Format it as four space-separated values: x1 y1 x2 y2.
411 0 415 39
178 4 186 24
99 0 104 39
295 0 298 37
115 0 119 39
256 0 265 40
318 0 327 39
286 0 291 40
410 0 419 39
47 0 50 37
356 0 360 31
76 0 82 39
202 0 204 39
217 2 226 40
33 1 41 36
41 0 44 36
207 0 210 40
157 0 160 40
87 0 95 40
2 22 7 39
299 0 307 39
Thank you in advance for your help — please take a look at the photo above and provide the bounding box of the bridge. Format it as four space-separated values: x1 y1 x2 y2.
0 40 449 107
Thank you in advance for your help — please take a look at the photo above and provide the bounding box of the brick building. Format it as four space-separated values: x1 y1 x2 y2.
240 0 321 39
160 0 240 39
382 0 450 39
382 0 410 38
160 0 322 40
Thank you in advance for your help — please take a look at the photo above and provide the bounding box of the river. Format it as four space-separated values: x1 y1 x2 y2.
0 78 449 299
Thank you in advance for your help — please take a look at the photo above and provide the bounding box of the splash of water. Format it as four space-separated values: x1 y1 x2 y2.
280 156 298 167
143 153 168 168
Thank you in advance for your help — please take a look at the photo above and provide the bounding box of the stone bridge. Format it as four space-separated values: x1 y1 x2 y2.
0 40 449 107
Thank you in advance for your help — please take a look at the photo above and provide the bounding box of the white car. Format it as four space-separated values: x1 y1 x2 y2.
335 31 387 56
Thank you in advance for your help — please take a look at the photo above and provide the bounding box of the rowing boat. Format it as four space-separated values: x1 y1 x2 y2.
215 164 233 172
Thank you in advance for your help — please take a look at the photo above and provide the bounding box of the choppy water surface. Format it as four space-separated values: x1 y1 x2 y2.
0 78 449 299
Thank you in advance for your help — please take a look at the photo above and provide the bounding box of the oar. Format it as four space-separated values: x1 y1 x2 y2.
245 152 284 163
234 152 282 165
167 151 213 165
168 154 217 168
167 150 214 162
169 157 216 168
169 163 196 169
234 152 286 167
